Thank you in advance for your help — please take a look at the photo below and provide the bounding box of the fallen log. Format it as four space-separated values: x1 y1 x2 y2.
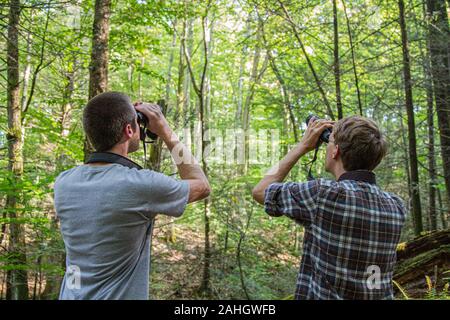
393 229 450 299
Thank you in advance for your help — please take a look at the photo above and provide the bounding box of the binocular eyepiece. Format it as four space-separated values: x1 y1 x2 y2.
305 114 332 144
136 111 158 141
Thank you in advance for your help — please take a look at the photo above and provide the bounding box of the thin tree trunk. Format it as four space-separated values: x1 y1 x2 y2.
176 18 186 127
259 17 299 142
426 75 438 231
6 0 29 300
164 21 178 244
235 17 251 124
426 0 450 207
420 2 438 231
183 3 213 294
20 11 33 113
277 0 335 120
165 21 177 108
412 1 438 231
437 188 448 229
332 0 343 119
242 24 265 174
84 0 111 160
42 55 77 299
182 18 193 127
398 0 423 235
341 0 363 115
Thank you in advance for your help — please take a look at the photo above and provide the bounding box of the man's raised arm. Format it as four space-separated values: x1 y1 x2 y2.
135 103 211 203
252 119 334 204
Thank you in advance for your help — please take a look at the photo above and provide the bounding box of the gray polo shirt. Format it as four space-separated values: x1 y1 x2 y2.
54 163 189 300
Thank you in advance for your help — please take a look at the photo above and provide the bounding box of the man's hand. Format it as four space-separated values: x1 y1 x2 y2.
300 118 334 152
134 102 172 139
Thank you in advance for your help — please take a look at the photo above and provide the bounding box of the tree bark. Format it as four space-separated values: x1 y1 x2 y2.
437 189 448 229
413 1 439 231
235 17 251 124
398 0 423 235
165 21 177 111
84 0 111 160
6 0 29 300
424 19 438 231
332 0 343 119
242 24 268 174
341 0 363 116
183 3 213 294
426 0 450 208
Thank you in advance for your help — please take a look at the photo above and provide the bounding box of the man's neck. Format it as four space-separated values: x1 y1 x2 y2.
333 166 347 181
107 144 129 159
86 144 129 166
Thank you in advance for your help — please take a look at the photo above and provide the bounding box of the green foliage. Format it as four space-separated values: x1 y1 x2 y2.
0 0 448 299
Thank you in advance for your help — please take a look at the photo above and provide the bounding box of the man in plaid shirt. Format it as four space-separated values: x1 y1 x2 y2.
252 116 406 299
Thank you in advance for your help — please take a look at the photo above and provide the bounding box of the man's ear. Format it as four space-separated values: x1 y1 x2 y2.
124 124 134 139
332 144 340 159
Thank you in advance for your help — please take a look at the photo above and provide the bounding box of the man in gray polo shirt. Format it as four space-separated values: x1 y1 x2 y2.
54 92 210 300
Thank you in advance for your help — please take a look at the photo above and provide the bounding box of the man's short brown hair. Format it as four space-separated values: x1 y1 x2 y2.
333 116 388 171
83 91 137 152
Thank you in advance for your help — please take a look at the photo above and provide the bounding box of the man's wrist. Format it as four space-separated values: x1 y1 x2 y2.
295 142 310 156
159 126 175 143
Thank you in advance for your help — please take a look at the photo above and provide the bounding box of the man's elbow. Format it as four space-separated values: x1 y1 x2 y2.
252 186 264 205
187 179 211 203
199 180 211 200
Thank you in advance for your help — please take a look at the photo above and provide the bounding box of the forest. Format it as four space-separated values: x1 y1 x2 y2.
0 0 449 300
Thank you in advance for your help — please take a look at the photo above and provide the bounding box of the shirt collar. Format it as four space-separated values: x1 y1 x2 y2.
337 170 376 185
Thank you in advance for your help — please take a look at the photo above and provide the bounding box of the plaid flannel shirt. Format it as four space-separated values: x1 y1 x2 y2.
264 170 406 300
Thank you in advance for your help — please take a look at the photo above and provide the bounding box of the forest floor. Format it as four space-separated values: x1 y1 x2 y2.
150 216 298 300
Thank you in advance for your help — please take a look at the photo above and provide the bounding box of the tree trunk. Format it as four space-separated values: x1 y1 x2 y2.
414 1 439 231
277 0 335 120
242 24 264 174
398 0 423 235
341 0 363 116
437 189 448 229
180 17 193 128
183 6 213 294
332 0 343 119
426 0 450 208
235 17 251 124
426 76 438 231
84 0 111 160
200 14 213 296
176 18 186 128
165 21 177 111
42 55 77 299
20 10 33 113
259 16 299 143
425 32 438 231
6 0 29 300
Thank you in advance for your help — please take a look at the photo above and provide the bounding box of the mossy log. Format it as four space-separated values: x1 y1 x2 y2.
393 229 450 298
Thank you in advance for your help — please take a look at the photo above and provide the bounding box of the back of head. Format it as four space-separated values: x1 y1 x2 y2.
333 116 388 171
83 91 136 152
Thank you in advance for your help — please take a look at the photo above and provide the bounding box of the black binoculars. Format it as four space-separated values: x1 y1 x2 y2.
136 111 158 142
305 114 332 144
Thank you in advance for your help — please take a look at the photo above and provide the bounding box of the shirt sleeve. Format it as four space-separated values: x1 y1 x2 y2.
132 169 190 218
264 180 320 226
